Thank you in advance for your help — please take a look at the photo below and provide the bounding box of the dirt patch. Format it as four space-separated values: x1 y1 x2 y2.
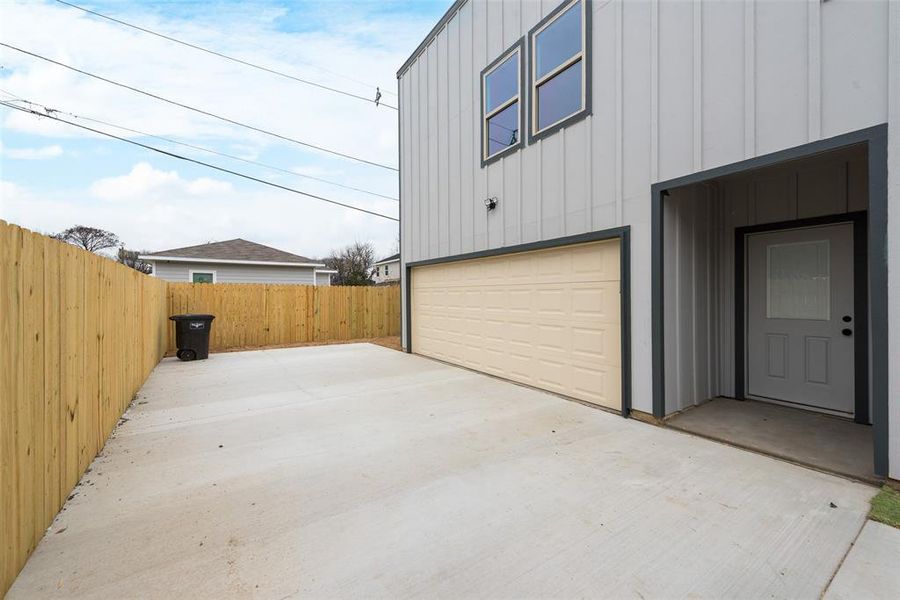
368 336 402 351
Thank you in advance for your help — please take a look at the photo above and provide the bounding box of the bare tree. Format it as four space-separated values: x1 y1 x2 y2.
325 241 376 286
53 225 120 253
117 247 153 274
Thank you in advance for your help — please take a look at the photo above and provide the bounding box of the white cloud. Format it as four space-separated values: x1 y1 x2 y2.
0 141 64 159
0 0 429 160
0 0 419 258
2 163 398 258
90 162 232 201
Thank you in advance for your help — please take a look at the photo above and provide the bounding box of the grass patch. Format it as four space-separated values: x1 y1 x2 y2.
869 485 900 529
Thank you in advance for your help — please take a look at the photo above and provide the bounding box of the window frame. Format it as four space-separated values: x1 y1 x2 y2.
480 37 526 167
528 0 592 143
189 269 217 284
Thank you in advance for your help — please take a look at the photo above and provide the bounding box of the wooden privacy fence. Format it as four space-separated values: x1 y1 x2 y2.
1 220 401 594
167 283 401 352
0 221 169 594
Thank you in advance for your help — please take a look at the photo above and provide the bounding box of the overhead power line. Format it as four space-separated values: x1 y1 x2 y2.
0 99 398 222
0 42 399 172
0 91 398 201
53 0 398 108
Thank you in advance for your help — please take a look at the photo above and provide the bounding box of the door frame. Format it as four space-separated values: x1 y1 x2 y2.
651 123 889 477
734 211 869 423
404 226 632 417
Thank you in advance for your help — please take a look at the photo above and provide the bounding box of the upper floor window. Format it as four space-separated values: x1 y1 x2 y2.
481 40 524 165
529 0 590 140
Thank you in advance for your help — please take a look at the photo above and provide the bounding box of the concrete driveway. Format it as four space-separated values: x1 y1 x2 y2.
9 344 879 598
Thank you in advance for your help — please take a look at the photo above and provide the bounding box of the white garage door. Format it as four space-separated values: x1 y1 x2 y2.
410 240 621 410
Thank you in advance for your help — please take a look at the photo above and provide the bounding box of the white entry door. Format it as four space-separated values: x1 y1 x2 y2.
746 223 854 414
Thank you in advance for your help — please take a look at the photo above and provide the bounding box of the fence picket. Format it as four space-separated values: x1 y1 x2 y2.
165 283 400 352
0 222 168 594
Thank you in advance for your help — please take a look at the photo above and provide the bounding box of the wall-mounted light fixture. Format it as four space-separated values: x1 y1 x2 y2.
484 196 498 211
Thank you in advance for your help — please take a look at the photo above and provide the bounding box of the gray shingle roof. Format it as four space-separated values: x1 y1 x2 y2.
375 253 400 265
143 239 317 264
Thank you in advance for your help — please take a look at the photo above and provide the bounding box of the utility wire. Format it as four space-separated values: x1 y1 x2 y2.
53 0 398 108
1 92 398 201
0 42 399 172
0 99 398 221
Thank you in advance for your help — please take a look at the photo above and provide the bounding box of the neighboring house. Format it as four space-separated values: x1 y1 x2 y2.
372 253 400 284
399 0 898 480
140 239 337 285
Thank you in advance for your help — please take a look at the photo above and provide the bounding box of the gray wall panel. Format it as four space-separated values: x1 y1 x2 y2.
152 261 316 285
700 1 745 170
821 1 889 139
754 0 808 156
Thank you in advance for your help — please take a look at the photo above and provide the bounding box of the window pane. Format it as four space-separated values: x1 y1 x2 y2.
536 61 582 130
192 272 214 284
766 240 830 320
535 1 582 79
485 52 519 113
486 101 519 157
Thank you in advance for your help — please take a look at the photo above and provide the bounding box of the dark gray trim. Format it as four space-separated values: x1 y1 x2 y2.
404 261 412 353
734 212 869 424
868 129 889 477
734 224 745 400
406 226 632 416
527 0 592 144
481 37 526 167
397 0 468 79
651 123 889 477
407 227 627 269
651 190 665 418
619 226 632 417
653 126 885 190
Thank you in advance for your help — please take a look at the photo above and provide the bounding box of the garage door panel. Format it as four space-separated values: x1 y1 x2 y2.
572 284 619 321
573 324 620 364
571 365 620 409
411 239 621 410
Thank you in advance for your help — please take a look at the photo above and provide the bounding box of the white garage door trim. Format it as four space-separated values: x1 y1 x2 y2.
405 228 631 416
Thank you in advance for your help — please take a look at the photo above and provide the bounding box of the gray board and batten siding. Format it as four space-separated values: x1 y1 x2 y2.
398 0 900 477
152 261 318 285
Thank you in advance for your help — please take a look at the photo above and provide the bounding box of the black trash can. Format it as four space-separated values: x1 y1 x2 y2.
169 314 215 361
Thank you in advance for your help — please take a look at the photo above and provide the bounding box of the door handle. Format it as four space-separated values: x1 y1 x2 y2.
842 315 852 323
841 328 853 336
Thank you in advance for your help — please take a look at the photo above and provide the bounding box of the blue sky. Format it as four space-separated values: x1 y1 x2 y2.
0 0 447 259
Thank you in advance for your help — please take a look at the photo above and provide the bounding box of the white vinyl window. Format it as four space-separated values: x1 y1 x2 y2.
189 270 216 284
482 41 523 164
530 0 588 137
384 264 390 276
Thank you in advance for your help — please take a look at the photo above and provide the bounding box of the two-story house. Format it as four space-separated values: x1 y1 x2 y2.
398 0 899 482
373 253 400 284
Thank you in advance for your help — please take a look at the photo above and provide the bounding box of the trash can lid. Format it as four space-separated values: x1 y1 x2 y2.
169 314 216 321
